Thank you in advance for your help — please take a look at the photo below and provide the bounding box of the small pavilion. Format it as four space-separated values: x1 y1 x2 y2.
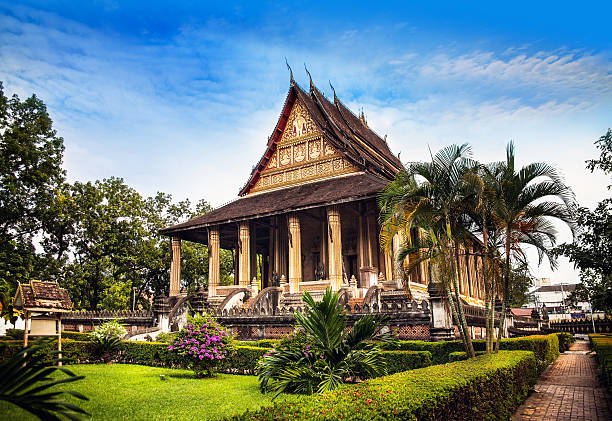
160 74 486 308
13 280 73 364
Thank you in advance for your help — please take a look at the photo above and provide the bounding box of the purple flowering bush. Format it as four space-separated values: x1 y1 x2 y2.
168 312 236 377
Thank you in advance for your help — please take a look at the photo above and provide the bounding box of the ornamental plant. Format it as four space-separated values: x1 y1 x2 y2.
257 289 395 396
90 319 127 362
168 312 236 377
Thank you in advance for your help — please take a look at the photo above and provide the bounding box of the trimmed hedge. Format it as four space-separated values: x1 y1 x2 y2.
448 351 486 362
380 333 560 372
230 350 537 420
383 350 432 374
589 333 612 393
60 331 92 341
0 339 269 374
380 340 464 365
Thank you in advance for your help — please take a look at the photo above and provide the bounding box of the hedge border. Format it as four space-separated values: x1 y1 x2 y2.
230 350 537 420
589 333 612 393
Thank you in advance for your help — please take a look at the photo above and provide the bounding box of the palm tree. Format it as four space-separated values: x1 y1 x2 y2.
257 288 392 396
488 142 576 351
379 144 478 357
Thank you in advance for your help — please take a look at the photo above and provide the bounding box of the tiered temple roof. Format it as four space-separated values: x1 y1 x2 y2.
161 77 401 239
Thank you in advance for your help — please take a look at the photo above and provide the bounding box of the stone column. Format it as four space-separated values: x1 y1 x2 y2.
288 213 302 293
274 216 288 279
320 214 328 279
327 205 343 291
238 221 251 287
208 226 220 298
169 237 181 296
268 225 275 283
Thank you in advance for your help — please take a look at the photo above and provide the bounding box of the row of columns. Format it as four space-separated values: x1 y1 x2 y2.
169 205 357 297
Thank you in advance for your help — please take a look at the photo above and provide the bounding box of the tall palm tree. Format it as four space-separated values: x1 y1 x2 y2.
379 144 478 357
488 142 576 351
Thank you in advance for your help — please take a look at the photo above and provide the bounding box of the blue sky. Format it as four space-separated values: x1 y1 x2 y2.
1 1 611 282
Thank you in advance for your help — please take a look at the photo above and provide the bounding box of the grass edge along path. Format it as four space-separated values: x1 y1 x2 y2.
231 350 537 420
0 364 282 421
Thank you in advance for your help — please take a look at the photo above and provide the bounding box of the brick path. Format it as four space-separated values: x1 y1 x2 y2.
513 340 611 421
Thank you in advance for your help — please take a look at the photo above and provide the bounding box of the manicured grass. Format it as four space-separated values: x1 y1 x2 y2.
0 364 281 420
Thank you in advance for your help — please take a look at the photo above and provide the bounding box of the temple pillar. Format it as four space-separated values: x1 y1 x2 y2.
327 205 343 291
268 225 275 283
238 221 251 287
208 226 220 298
320 212 328 279
366 208 379 271
274 216 288 279
169 237 181 296
288 213 302 293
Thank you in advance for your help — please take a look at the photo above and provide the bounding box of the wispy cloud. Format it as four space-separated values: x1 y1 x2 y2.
1 2 610 283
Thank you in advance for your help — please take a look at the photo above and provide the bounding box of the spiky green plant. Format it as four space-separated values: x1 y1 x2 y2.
0 340 88 420
257 289 393 396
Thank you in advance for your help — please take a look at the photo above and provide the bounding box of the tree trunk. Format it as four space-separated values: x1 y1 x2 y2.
488 265 497 353
451 247 475 357
482 217 491 354
445 283 468 353
495 228 511 353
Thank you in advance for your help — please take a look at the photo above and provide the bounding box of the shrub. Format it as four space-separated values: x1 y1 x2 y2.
448 351 487 362
557 332 575 352
90 320 128 362
231 351 537 420
4 329 24 340
168 312 236 377
589 333 612 393
382 350 432 374
380 339 464 364
256 290 394 396
61 331 91 341
380 333 560 371
155 332 178 343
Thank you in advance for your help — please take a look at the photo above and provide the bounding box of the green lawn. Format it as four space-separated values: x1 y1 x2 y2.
0 364 280 420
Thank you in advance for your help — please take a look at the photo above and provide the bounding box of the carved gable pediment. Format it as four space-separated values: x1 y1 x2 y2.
249 99 358 194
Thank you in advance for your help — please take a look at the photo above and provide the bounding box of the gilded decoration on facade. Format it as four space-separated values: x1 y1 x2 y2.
249 99 359 194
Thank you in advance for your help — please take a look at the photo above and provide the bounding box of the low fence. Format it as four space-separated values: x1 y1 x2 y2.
548 315 612 334
62 310 156 333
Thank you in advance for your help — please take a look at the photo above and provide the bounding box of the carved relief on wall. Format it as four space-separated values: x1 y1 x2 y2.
249 99 359 194
279 99 317 144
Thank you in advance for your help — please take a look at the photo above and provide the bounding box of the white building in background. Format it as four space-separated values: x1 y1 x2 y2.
528 283 592 320
535 277 551 288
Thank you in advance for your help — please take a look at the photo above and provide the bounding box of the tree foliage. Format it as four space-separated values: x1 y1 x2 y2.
556 128 612 314
0 82 234 312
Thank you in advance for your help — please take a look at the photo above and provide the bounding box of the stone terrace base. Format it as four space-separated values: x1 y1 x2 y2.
513 341 611 421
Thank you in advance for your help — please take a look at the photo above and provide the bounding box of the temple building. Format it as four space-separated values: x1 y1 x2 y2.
158 74 486 337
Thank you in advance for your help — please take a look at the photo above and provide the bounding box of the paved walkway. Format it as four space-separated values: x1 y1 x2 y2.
513 341 611 421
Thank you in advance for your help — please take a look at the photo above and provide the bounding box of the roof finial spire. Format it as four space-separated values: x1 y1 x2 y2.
285 57 295 86
359 107 368 126
329 80 339 104
304 63 314 93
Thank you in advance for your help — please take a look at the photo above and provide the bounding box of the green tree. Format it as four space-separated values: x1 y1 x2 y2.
0 82 65 297
488 142 576 352
507 262 535 308
379 144 478 357
556 129 612 314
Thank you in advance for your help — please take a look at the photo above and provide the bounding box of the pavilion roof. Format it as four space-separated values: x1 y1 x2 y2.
13 280 73 312
160 172 388 240
238 78 403 196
